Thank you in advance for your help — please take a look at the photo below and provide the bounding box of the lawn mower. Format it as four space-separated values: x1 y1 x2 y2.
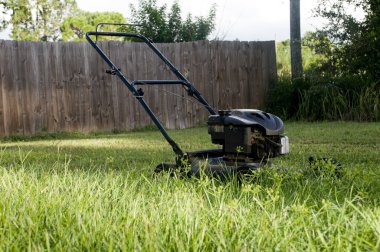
86 25 289 177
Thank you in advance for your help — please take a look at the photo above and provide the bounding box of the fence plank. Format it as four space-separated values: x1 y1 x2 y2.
73 42 86 132
230 41 239 109
181 42 192 127
209 41 218 111
37 42 48 133
13 42 24 135
81 42 92 132
0 40 5 135
2 41 12 135
239 41 250 108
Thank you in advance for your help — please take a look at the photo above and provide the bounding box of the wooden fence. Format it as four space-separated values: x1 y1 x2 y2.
0 40 276 136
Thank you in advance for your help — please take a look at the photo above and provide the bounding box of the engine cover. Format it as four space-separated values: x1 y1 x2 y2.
208 109 288 161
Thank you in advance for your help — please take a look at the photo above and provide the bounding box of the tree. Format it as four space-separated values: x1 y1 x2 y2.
129 0 216 42
314 0 380 79
276 34 330 77
0 0 77 41
301 31 335 76
60 11 127 41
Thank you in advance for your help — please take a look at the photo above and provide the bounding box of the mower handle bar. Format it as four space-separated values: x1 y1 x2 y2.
95 23 143 43
85 31 216 157
86 31 216 114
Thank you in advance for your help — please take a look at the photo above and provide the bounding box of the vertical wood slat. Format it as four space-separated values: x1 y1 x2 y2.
239 41 250 109
38 42 47 133
16 42 26 135
81 42 92 132
182 42 193 128
218 41 229 109
48 43 58 132
27 42 39 134
230 41 239 109
10 42 24 134
0 39 276 136
209 41 219 111
249 42 262 108
0 40 5 135
2 41 12 135
73 42 84 132
55 42 65 131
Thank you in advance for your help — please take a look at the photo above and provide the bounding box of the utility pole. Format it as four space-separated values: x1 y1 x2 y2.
290 0 303 79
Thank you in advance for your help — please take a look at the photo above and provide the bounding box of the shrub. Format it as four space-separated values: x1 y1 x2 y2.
265 76 310 120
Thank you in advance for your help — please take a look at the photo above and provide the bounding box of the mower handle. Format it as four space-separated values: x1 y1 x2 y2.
85 31 216 157
86 31 216 115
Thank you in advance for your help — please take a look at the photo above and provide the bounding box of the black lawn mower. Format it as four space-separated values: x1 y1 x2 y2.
86 24 290 177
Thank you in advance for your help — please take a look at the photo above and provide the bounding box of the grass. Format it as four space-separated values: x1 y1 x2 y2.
0 122 379 251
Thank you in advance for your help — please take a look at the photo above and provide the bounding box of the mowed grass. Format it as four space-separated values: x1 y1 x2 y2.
0 122 379 251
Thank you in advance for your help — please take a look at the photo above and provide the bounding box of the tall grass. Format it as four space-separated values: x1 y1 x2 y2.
297 81 379 121
0 123 379 250
266 76 380 121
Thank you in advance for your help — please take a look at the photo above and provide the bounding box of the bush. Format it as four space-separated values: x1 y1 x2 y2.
265 76 310 120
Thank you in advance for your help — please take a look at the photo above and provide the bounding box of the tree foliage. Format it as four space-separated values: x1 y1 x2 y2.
0 0 77 41
276 34 328 77
1 0 216 42
129 0 216 42
60 11 127 41
314 0 380 80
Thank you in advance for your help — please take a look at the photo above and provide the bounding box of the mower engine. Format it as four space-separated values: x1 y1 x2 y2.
208 109 289 162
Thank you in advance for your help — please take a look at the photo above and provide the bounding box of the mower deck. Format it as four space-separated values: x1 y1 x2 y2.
155 149 268 177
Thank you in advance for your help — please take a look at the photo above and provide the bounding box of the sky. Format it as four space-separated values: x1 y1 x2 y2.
0 0 324 41
74 0 324 41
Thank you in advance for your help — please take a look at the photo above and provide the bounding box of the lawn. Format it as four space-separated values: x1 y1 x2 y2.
0 122 379 251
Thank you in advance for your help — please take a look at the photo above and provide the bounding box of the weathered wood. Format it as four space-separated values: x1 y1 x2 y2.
37 42 47 133
12 42 23 135
181 42 193 127
218 41 230 109
230 41 239 109
239 41 250 108
209 41 219 111
0 40 5 135
0 39 276 136
249 42 263 108
48 43 59 132
81 42 92 132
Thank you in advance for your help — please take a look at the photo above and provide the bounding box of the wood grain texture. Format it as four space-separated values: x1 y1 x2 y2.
0 40 276 136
